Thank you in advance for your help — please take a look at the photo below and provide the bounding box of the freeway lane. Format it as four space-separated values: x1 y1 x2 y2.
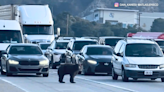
0 69 163 92
0 69 131 92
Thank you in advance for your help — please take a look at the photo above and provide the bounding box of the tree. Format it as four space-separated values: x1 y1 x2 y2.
151 18 164 32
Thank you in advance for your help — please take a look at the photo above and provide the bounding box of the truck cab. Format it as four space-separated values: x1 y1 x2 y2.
0 20 24 64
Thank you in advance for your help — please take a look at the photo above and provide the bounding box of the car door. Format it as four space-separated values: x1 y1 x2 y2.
1 46 10 72
112 41 123 75
65 41 73 63
116 43 125 75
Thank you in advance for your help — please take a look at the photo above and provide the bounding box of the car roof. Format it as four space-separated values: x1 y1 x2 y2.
56 40 70 42
71 38 97 41
10 43 38 46
99 36 124 39
38 42 51 45
124 39 156 44
84 45 112 48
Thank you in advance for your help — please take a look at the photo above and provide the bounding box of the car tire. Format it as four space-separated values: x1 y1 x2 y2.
43 73 49 77
6 63 12 76
112 67 118 80
161 78 164 82
1 62 5 75
122 69 128 82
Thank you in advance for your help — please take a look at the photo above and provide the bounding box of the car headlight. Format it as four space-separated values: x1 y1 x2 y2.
8 60 19 65
88 60 97 64
159 64 164 69
125 64 136 68
39 60 49 65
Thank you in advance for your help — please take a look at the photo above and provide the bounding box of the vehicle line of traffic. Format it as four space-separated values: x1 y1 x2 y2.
0 77 28 92
52 71 138 92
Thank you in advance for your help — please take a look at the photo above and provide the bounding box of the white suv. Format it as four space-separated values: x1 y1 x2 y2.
112 38 164 82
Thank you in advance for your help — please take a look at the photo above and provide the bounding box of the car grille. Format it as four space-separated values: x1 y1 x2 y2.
138 65 159 69
19 61 39 65
18 68 40 72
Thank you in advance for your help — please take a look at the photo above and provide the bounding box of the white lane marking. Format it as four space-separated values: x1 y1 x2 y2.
52 71 138 92
77 77 138 92
0 78 29 92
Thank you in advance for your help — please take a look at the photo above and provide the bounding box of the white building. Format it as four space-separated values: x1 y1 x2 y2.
140 12 164 31
83 8 139 28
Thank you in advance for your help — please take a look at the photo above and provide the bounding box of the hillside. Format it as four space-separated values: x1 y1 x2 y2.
0 0 164 17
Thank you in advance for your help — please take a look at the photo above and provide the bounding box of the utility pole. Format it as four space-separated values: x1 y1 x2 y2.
138 12 142 29
66 14 69 36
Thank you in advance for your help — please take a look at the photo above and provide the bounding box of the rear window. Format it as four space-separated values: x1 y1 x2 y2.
40 44 50 50
86 47 113 55
55 42 69 49
73 41 97 50
105 38 122 46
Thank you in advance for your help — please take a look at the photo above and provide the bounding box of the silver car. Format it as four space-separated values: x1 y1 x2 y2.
1 44 49 77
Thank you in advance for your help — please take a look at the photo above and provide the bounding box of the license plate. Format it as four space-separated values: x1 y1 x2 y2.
104 63 109 65
144 71 153 75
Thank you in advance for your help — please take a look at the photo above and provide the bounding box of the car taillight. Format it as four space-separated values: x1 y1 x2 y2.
127 33 135 37
158 34 164 39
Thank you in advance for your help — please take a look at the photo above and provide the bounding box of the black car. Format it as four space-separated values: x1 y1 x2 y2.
65 38 98 64
76 45 113 75
1 44 49 77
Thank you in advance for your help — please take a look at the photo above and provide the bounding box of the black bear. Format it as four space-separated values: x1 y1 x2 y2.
57 63 80 83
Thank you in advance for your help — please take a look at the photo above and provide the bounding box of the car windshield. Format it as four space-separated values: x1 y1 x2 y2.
0 30 22 43
105 38 122 46
40 44 50 50
73 41 97 50
125 44 163 57
23 25 53 35
55 42 69 49
155 41 164 46
9 46 42 55
86 47 113 55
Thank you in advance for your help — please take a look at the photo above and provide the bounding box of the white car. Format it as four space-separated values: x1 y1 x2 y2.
112 38 164 82
46 40 69 69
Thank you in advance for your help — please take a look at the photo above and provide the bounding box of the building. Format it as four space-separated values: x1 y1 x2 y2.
140 12 164 31
83 8 139 28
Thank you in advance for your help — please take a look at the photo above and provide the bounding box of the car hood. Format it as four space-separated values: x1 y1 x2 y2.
126 57 164 65
42 50 47 54
87 55 112 62
9 55 47 61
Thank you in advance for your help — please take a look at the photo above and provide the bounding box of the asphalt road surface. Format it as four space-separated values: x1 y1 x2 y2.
0 69 163 92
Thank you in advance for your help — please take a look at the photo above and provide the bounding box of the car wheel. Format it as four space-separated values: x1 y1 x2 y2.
6 63 12 76
161 78 164 82
1 62 5 75
43 73 49 77
122 69 128 82
36 73 41 76
112 67 118 80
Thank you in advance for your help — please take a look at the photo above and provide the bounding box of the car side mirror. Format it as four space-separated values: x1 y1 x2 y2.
117 53 123 57
67 47 72 51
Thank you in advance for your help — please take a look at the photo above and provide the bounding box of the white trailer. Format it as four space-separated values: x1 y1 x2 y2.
0 4 54 43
